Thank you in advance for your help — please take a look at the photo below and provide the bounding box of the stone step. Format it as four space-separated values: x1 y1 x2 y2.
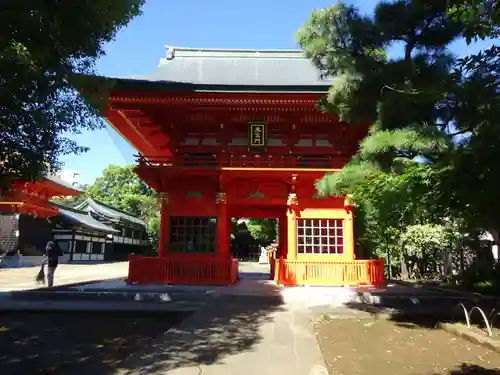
69 284 216 293
349 293 500 307
4 290 214 303
0 299 207 312
356 290 496 299
311 305 468 322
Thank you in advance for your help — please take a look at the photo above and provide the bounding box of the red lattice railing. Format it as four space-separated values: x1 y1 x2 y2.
274 258 385 286
128 254 239 285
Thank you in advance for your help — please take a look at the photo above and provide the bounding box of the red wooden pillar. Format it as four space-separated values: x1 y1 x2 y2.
279 213 288 258
158 193 169 258
228 216 233 256
216 192 230 258
286 193 298 260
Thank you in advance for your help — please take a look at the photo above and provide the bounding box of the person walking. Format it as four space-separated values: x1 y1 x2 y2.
45 240 63 287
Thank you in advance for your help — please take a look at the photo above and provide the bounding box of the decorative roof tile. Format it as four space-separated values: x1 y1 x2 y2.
116 46 333 89
50 202 119 234
75 198 146 228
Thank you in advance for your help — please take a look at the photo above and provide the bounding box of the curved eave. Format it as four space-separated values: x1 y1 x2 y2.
85 198 146 228
79 74 330 94
10 177 81 198
44 177 82 197
105 215 146 229
112 79 331 94
56 210 120 234
62 217 119 234
0 201 59 217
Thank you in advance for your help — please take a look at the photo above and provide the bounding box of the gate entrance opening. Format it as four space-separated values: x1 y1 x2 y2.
231 217 278 260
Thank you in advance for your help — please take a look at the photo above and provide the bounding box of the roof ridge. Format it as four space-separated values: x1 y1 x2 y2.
165 45 303 53
50 200 120 234
162 46 307 62
88 198 141 219
49 200 87 214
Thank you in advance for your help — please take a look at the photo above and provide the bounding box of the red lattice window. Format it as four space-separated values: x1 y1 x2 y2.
296 219 344 254
169 217 217 253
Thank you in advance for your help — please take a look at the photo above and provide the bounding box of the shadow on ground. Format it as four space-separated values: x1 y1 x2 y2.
344 290 500 330
121 295 284 374
443 364 500 374
0 272 284 374
118 270 284 374
0 311 187 374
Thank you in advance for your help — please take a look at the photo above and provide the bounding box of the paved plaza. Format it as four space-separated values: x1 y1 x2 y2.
0 261 128 292
0 261 495 374
0 261 331 375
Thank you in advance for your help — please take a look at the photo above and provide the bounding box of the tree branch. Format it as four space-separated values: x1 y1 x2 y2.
448 128 473 137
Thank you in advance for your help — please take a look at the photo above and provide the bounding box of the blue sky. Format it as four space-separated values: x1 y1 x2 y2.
61 0 494 184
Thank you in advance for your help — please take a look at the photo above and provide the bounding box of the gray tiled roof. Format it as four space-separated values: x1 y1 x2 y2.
75 198 146 228
128 46 334 87
50 202 119 234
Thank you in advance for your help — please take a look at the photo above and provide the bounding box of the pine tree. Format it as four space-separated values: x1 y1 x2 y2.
298 0 499 257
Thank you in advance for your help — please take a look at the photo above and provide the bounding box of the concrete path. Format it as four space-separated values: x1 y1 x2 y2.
0 262 128 291
94 262 328 375
116 286 328 375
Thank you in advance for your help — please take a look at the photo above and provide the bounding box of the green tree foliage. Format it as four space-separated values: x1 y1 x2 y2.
298 0 498 276
400 224 458 278
86 165 160 245
0 1 145 187
86 166 155 215
247 219 277 246
449 0 499 41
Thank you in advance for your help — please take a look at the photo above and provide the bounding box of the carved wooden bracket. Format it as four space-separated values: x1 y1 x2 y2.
286 192 300 217
287 192 298 207
159 192 169 204
290 175 297 194
216 192 227 204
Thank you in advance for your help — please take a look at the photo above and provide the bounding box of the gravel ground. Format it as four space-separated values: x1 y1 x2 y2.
0 311 189 375
314 315 500 375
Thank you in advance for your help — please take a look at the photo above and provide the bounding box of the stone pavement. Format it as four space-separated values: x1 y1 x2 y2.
0 261 329 375
0 261 128 291
116 272 328 375
121 304 327 375
0 261 492 375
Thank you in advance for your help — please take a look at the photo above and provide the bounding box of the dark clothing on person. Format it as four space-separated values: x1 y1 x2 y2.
5 249 18 257
45 241 63 268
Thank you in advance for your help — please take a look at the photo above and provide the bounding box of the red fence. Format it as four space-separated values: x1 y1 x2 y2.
127 255 383 287
128 254 239 285
274 258 385 286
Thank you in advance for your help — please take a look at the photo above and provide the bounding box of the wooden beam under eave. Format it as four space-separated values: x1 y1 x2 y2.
109 91 323 103
126 116 171 150
118 109 149 120
105 108 170 157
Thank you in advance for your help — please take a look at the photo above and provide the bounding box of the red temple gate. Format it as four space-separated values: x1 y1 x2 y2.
0 176 81 218
98 46 384 286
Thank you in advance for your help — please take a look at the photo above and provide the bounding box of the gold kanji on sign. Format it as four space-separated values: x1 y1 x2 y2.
249 122 267 147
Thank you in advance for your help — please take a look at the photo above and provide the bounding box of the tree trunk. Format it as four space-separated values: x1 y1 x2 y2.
443 249 453 278
419 258 426 279
400 252 409 280
489 228 500 263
